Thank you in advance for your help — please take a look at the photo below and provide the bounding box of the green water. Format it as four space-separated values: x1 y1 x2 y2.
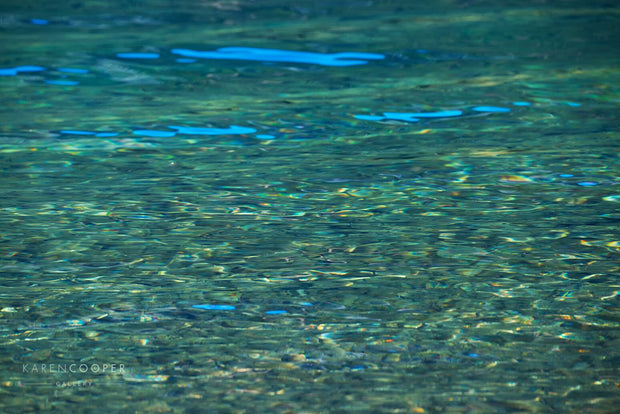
0 1 619 412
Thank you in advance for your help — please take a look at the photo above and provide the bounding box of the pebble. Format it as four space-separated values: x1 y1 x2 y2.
66 319 88 326
500 175 534 183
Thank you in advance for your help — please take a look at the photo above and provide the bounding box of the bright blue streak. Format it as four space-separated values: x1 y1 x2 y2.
117 53 160 59
192 304 236 311
171 47 384 66
354 115 385 121
381 113 420 122
266 310 288 315
58 68 89 74
60 130 97 135
472 106 511 113
15 65 46 72
169 125 256 135
385 110 463 118
0 65 46 75
45 80 79 86
133 130 176 137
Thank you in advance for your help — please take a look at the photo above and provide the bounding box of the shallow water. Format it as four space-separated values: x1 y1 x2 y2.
1 1 619 413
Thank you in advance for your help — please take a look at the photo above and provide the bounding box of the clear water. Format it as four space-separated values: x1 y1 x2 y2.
0 1 619 412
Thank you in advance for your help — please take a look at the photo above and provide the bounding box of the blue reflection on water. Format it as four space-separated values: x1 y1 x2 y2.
171 47 385 66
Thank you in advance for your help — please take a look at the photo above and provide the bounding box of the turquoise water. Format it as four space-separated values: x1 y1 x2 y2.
1 1 619 412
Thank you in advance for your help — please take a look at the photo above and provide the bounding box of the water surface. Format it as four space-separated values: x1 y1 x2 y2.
0 1 619 412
